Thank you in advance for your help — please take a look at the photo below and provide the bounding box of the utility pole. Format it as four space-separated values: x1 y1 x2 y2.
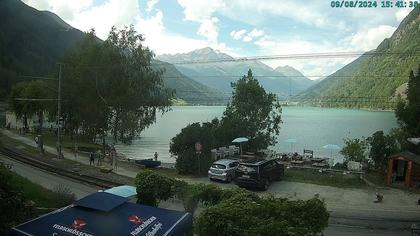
57 63 62 158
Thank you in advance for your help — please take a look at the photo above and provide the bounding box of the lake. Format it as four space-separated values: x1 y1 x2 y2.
115 106 398 163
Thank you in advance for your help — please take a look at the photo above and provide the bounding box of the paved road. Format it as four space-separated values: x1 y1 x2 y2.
0 154 98 199
325 225 411 236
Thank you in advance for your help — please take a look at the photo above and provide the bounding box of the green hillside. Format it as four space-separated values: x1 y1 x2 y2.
298 6 420 109
0 0 85 99
156 61 229 105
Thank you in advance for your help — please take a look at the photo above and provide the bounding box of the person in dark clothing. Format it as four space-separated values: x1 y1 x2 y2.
154 152 158 161
89 152 94 165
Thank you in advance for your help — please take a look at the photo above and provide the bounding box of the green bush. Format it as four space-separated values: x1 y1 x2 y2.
134 170 176 207
52 184 76 207
170 122 218 175
196 194 329 236
0 163 28 235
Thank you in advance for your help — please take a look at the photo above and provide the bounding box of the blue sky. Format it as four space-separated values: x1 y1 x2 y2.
23 0 413 78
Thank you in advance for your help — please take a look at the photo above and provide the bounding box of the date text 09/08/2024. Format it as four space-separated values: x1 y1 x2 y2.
331 1 419 8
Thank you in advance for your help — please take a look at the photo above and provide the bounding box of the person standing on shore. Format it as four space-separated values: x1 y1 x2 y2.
89 152 94 165
154 152 158 161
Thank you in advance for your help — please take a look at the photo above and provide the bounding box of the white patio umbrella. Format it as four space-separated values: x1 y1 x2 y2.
232 137 249 155
284 138 297 153
322 144 341 159
408 138 420 145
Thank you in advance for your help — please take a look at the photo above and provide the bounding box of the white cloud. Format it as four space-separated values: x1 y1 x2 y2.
254 36 357 78
222 0 343 29
230 29 247 40
395 9 411 22
242 35 253 42
177 0 225 42
23 0 93 20
230 28 265 42
69 0 139 39
248 28 264 38
349 25 396 51
146 0 159 12
197 17 219 43
23 0 139 39
135 10 234 56
177 0 224 21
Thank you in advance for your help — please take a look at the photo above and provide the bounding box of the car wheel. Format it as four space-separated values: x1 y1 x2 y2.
263 179 269 191
226 175 232 183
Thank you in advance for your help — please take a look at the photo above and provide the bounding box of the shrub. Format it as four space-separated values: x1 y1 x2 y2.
0 163 28 235
170 122 218 175
52 184 76 207
134 170 176 207
196 194 329 236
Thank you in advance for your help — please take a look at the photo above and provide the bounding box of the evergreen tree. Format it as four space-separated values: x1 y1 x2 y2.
219 69 282 151
395 65 420 137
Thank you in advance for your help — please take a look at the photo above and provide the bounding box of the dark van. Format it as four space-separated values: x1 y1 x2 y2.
235 158 284 190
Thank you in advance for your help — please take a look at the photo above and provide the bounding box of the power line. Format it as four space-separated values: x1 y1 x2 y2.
56 50 420 68
14 98 59 101
154 50 420 65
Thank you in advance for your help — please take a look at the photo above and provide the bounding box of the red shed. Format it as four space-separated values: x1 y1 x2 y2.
387 152 420 188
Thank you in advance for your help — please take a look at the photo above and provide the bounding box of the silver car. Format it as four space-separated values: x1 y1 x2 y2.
208 159 239 183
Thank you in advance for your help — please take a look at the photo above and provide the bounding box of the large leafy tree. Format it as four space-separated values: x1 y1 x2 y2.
170 120 219 175
340 138 367 163
395 66 420 136
9 80 52 133
59 26 172 144
368 130 398 171
219 69 282 151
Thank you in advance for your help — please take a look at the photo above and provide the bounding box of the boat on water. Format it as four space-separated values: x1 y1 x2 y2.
135 159 161 168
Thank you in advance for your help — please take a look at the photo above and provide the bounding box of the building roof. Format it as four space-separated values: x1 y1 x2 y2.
389 151 420 165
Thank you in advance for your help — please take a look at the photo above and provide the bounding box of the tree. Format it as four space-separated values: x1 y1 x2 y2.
395 66 420 136
170 119 219 175
368 131 398 171
219 69 282 151
340 138 367 163
58 26 173 145
9 80 52 133
134 170 176 207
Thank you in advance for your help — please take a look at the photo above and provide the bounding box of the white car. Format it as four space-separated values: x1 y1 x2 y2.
208 159 239 183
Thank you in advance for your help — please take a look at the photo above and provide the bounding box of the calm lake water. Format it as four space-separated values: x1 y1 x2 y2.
115 106 398 163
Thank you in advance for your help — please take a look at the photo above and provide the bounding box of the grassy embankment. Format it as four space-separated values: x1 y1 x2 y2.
6 167 73 208
284 168 367 188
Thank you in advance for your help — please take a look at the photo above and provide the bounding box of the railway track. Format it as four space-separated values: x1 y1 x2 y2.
0 146 122 189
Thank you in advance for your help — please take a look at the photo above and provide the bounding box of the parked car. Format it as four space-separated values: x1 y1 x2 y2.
208 159 240 183
235 158 284 190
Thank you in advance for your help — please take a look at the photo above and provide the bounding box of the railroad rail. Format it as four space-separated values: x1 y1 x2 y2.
0 145 123 189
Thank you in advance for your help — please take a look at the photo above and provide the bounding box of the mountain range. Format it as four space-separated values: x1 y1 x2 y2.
3 0 416 108
298 6 420 108
157 48 316 99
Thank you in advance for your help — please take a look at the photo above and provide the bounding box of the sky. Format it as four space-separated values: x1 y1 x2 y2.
23 0 413 78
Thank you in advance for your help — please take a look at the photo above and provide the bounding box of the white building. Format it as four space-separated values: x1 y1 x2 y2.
5 111 56 131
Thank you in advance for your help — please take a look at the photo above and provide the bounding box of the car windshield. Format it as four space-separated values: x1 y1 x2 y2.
212 164 226 169
238 164 258 173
